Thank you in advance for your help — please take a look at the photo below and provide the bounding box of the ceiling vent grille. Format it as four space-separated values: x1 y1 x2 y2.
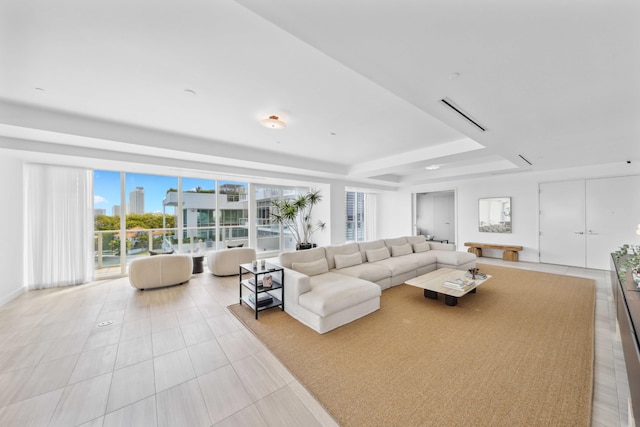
440 98 486 132
518 154 533 165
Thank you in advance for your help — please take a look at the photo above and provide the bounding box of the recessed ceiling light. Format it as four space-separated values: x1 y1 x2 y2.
425 165 441 170
261 115 286 129
184 89 196 95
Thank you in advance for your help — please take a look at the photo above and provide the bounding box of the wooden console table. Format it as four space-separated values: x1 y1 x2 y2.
464 242 523 261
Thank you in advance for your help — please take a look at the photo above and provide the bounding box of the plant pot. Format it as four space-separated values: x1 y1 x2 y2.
296 243 316 251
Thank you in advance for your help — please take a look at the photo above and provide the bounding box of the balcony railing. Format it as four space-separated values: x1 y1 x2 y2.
94 224 249 279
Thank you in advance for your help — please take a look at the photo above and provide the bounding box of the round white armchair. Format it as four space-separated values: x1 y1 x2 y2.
207 247 256 276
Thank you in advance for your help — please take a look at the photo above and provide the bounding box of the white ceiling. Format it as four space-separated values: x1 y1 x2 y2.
1 0 639 189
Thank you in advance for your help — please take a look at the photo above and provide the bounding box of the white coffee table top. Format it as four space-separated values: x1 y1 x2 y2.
405 268 491 297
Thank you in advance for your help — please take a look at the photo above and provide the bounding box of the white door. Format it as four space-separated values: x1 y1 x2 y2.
586 176 640 270
539 180 586 267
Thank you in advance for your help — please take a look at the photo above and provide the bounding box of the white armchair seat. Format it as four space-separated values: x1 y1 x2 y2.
207 247 257 276
128 254 193 290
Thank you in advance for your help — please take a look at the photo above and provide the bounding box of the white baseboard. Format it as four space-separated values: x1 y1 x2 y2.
0 285 26 308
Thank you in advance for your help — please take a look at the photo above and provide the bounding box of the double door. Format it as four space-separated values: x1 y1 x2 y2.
539 176 640 270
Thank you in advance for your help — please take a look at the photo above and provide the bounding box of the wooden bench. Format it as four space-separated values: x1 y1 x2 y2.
464 242 523 261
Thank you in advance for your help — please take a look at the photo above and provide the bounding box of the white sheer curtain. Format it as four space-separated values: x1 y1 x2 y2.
26 164 94 289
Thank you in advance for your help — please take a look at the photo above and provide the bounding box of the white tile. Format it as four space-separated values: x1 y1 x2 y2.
115 333 153 369
156 379 210 427
49 372 112 427
12 353 78 402
152 327 186 356
41 330 90 362
83 325 122 351
198 365 253 425
255 385 322 427
233 353 288 401
181 320 215 346
154 348 195 392
0 388 63 427
187 339 230 376
120 317 152 342
214 404 269 427
106 359 155 412
206 314 242 337
104 395 157 427
69 343 118 384
217 330 262 362
0 366 33 407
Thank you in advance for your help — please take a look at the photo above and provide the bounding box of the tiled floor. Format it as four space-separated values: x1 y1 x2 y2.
0 258 631 426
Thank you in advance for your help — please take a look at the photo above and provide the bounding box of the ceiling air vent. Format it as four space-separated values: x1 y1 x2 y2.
440 98 486 132
518 154 533 166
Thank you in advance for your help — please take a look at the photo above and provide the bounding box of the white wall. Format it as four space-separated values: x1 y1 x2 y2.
405 162 640 263
376 190 413 238
0 153 25 306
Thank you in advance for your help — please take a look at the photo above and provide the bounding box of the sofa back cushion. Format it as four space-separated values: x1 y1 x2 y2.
391 243 413 257
334 252 363 269
358 240 386 263
366 246 391 263
384 237 408 249
406 235 427 244
291 258 329 276
324 242 360 270
412 241 431 253
279 247 326 269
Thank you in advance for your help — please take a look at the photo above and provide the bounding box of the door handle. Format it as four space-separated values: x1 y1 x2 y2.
588 230 598 235
574 231 584 234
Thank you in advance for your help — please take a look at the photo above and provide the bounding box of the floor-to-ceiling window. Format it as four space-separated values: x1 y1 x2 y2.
254 185 306 253
179 178 216 252
346 191 366 242
217 181 249 249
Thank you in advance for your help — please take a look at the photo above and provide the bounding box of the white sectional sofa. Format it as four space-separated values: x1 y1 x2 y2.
278 235 476 333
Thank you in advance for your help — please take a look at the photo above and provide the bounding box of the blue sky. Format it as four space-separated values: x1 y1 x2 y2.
93 171 246 214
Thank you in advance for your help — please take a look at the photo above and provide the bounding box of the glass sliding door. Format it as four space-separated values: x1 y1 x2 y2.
255 185 305 253
125 173 178 261
255 185 282 252
180 178 216 253
217 181 249 249
94 170 123 279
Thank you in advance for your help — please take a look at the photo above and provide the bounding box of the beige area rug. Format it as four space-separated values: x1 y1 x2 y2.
229 265 595 426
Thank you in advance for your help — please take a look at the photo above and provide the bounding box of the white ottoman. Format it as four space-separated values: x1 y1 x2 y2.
128 254 193 290
207 247 257 276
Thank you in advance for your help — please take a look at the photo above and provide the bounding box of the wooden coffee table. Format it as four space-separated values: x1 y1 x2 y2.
405 268 491 306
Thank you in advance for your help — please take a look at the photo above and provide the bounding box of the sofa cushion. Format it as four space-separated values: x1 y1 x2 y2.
385 237 408 249
366 247 390 263
324 242 360 270
279 247 326 269
372 256 418 276
406 235 427 244
404 251 438 266
413 241 431 253
358 240 386 262
333 262 391 283
292 258 329 276
431 250 476 266
300 272 381 317
334 252 363 269
391 243 413 257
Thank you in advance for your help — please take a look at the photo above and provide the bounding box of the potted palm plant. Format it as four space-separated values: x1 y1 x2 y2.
270 189 326 250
